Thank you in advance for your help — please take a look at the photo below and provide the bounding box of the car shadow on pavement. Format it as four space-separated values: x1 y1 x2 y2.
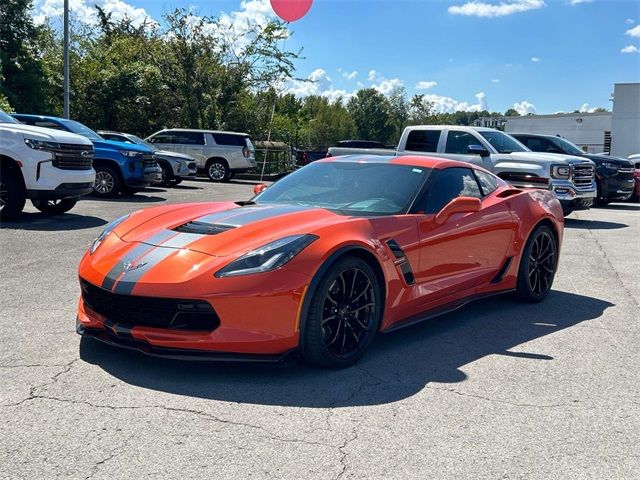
0 213 107 231
80 290 613 408
596 204 640 211
91 194 167 203
564 218 628 230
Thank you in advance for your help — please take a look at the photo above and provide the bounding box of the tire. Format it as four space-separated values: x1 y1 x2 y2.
31 198 77 214
515 225 558 303
0 164 26 220
227 172 235 181
93 165 121 198
157 163 174 187
562 208 573 217
206 159 230 182
302 256 383 369
169 178 183 186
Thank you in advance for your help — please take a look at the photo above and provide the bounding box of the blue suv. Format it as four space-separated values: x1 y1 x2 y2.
12 114 157 197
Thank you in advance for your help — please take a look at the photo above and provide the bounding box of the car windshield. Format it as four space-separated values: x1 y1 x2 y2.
59 119 102 141
256 161 431 216
479 131 528 154
548 136 585 155
0 110 17 124
125 134 158 151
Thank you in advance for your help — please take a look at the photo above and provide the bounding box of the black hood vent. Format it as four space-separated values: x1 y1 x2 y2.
173 221 237 235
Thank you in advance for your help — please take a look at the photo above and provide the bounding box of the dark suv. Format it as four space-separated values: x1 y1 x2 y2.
512 133 635 204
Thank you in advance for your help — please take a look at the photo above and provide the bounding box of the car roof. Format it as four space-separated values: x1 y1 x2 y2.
407 125 497 132
511 133 557 139
13 114 65 121
321 154 490 171
157 128 250 136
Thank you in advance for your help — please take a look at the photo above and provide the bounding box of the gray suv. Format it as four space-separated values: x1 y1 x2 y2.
146 129 256 182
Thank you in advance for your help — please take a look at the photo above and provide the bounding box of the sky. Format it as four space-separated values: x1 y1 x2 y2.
31 0 640 115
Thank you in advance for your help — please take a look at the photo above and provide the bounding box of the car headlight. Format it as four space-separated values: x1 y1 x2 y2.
120 150 141 158
215 234 318 278
551 165 571 179
90 214 130 254
24 138 60 150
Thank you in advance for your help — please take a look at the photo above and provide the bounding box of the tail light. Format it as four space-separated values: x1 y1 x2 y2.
242 147 250 158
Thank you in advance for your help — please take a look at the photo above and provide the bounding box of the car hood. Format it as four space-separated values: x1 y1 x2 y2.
154 150 195 162
97 139 154 153
1 123 93 145
499 151 593 165
579 153 634 168
113 202 343 258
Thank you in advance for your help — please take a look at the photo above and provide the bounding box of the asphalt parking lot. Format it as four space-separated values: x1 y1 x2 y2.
1 178 639 479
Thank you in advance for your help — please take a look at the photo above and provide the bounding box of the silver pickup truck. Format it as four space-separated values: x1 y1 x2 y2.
328 125 597 215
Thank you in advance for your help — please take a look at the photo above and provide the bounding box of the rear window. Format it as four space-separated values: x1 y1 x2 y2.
405 130 441 152
213 133 247 147
172 131 205 145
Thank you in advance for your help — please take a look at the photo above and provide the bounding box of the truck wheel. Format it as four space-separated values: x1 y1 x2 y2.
0 165 26 220
32 199 77 214
206 160 230 182
157 163 174 187
93 166 121 198
168 178 183 186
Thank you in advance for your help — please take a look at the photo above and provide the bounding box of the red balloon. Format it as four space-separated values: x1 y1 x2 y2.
270 0 313 22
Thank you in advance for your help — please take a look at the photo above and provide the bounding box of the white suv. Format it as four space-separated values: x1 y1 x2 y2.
146 129 256 182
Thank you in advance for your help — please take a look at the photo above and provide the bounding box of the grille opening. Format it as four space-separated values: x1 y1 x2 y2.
81 280 220 331
173 221 236 235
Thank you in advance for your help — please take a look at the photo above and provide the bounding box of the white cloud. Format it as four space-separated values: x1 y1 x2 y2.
475 91 488 110
491 78 500 83
621 45 639 53
626 19 635 24
421 92 489 113
578 103 597 113
626 25 640 38
367 70 380 82
513 100 536 115
531 56 541 62
343 71 358 80
285 68 355 102
415 81 438 90
569 0 593 5
372 78 404 95
448 0 545 18
32 0 155 27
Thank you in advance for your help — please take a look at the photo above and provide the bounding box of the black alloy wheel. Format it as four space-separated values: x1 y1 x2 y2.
303 256 382 368
516 225 557 302
0 165 26 220
32 198 77 214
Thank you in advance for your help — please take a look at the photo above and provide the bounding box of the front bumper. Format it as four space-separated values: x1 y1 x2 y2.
600 174 635 201
77 320 300 363
27 182 94 200
125 168 157 187
550 179 596 210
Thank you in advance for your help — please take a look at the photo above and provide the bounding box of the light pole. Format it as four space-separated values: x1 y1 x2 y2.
63 0 70 118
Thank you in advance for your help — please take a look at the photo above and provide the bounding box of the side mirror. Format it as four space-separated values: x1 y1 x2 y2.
467 144 490 156
435 196 481 225
253 183 268 195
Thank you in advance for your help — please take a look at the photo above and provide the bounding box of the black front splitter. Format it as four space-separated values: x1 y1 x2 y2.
77 320 301 364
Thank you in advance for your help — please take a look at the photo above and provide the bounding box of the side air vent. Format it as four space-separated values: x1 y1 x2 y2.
386 239 415 285
173 221 236 235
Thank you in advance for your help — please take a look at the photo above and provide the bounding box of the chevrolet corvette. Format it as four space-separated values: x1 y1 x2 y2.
77 155 564 368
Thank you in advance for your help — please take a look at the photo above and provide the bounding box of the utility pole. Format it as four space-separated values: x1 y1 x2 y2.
63 0 70 118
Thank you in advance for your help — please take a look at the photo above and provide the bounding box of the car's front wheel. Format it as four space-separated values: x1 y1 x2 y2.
32 198 77 214
206 160 230 182
303 256 382 368
516 225 558 302
93 166 121 197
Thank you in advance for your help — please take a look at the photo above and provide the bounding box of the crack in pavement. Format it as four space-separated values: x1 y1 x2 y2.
425 385 572 408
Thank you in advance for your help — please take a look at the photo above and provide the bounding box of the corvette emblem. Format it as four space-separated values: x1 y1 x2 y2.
122 259 148 273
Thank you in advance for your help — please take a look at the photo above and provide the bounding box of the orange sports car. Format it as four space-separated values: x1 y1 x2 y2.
77 155 564 368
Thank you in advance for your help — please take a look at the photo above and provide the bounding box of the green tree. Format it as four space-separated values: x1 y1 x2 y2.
347 88 392 143
504 108 520 116
0 0 49 112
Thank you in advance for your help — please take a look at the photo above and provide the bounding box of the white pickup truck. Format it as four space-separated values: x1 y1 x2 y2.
328 125 597 215
0 109 95 220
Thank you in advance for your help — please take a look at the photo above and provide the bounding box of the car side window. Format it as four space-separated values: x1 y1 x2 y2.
522 137 552 152
405 130 441 152
474 170 499 196
212 133 246 147
148 134 173 143
445 131 480 154
172 132 205 145
423 167 483 213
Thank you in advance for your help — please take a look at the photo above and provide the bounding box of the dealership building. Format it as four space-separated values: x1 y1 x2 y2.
505 83 639 158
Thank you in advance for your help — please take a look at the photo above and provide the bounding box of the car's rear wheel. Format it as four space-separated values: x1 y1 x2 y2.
0 164 26 220
93 166 121 197
156 162 174 187
32 198 77 214
516 225 557 302
303 256 382 368
206 160 229 182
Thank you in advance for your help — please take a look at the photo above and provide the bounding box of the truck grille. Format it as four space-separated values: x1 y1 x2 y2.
80 279 220 331
618 167 634 174
571 164 594 188
51 143 94 170
141 154 156 168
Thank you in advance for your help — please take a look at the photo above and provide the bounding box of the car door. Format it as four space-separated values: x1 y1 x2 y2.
413 167 515 304
441 129 494 170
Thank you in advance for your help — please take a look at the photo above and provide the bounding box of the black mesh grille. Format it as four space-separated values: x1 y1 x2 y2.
173 221 236 235
51 144 94 170
81 279 219 331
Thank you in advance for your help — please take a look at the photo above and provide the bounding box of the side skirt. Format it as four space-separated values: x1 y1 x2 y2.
382 288 515 334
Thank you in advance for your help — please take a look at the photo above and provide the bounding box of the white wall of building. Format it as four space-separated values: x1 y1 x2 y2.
611 83 640 158
505 113 612 153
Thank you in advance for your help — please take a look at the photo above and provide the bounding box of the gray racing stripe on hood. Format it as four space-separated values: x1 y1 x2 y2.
195 204 312 227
